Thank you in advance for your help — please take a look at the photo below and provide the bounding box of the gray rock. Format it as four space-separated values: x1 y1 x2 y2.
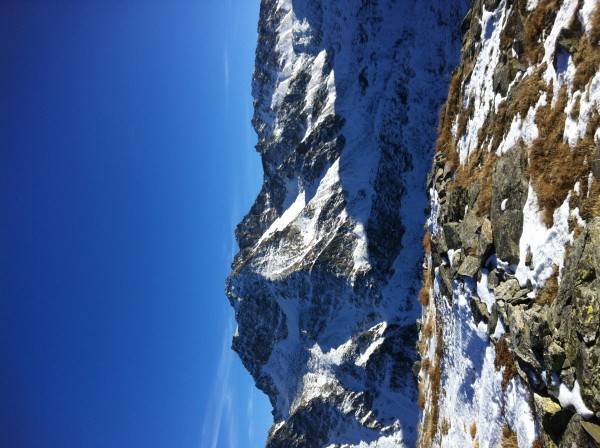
458 255 480 278
544 341 566 373
533 393 573 445
494 278 521 301
490 145 528 264
438 265 454 302
442 222 461 250
559 414 589 448
470 296 490 325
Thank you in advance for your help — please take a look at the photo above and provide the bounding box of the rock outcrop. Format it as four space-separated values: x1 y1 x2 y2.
419 0 600 446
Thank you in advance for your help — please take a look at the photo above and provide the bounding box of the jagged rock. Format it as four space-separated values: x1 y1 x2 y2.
438 265 454 302
556 27 581 54
458 255 480 278
487 268 501 289
559 414 589 448
533 393 573 444
442 222 461 250
490 145 528 264
445 186 468 223
494 278 520 301
544 340 566 373
470 295 490 325
457 213 482 254
581 421 600 445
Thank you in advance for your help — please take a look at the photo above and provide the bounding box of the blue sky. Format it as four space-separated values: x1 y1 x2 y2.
0 1 272 447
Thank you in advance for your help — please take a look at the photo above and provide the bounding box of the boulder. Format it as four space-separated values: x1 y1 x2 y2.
490 145 528 264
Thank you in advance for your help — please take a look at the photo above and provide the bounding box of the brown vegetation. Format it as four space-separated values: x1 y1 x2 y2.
441 418 450 436
532 438 544 448
513 0 558 63
417 323 444 448
436 69 463 169
573 2 600 91
423 229 432 253
528 86 593 226
501 424 519 448
470 422 477 439
537 265 559 305
494 336 518 393
419 287 430 306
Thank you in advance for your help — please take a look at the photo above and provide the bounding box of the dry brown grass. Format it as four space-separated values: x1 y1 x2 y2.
417 383 426 411
417 323 444 448
436 69 463 169
573 2 600 91
422 357 431 374
470 422 477 439
423 229 432 254
441 418 450 436
451 149 498 218
456 95 475 139
590 2 600 43
422 318 433 340
501 424 519 448
581 177 600 220
528 86 594 226
522 0 559 64
419 287 430 307
532 439 544 448
537 265 559 305
494 337 518 393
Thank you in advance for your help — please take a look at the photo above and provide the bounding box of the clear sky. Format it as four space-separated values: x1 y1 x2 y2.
0 1 272 447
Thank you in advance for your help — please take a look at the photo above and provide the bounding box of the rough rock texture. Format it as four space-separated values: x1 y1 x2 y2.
419 0 600 447
226 0 468 446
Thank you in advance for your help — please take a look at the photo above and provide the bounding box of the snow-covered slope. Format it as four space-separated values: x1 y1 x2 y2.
226 0 468 446
419 0 600 446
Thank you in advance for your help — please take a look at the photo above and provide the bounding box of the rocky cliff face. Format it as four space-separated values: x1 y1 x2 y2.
227 0 600 447
419 0 600 447
226 0 467 446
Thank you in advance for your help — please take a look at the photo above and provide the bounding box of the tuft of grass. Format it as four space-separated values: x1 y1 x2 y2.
436 69 463 169
532 438 544 448
537 265 559 305
470 422 477 439
441 418 450 436
419 287 430 307
501 424 519 448
422 357 432 374
423 229 432 254
422 318 433 340
494 337 518 393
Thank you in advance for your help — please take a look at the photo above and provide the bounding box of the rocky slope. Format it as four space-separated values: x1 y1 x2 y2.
227 0 600 447
226 0 468 446
418 0 600 447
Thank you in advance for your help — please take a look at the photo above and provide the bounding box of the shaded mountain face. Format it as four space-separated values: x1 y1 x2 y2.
418 0 600 447
226 0 600 446
225 0 467 446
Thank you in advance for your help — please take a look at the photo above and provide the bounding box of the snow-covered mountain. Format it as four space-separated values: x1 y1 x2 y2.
226 0 467 446
226 0 600 446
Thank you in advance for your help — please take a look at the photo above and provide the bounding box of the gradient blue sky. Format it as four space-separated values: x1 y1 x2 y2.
0 1 272 447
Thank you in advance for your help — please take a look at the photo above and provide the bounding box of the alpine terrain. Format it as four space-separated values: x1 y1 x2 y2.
226 0 600 447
